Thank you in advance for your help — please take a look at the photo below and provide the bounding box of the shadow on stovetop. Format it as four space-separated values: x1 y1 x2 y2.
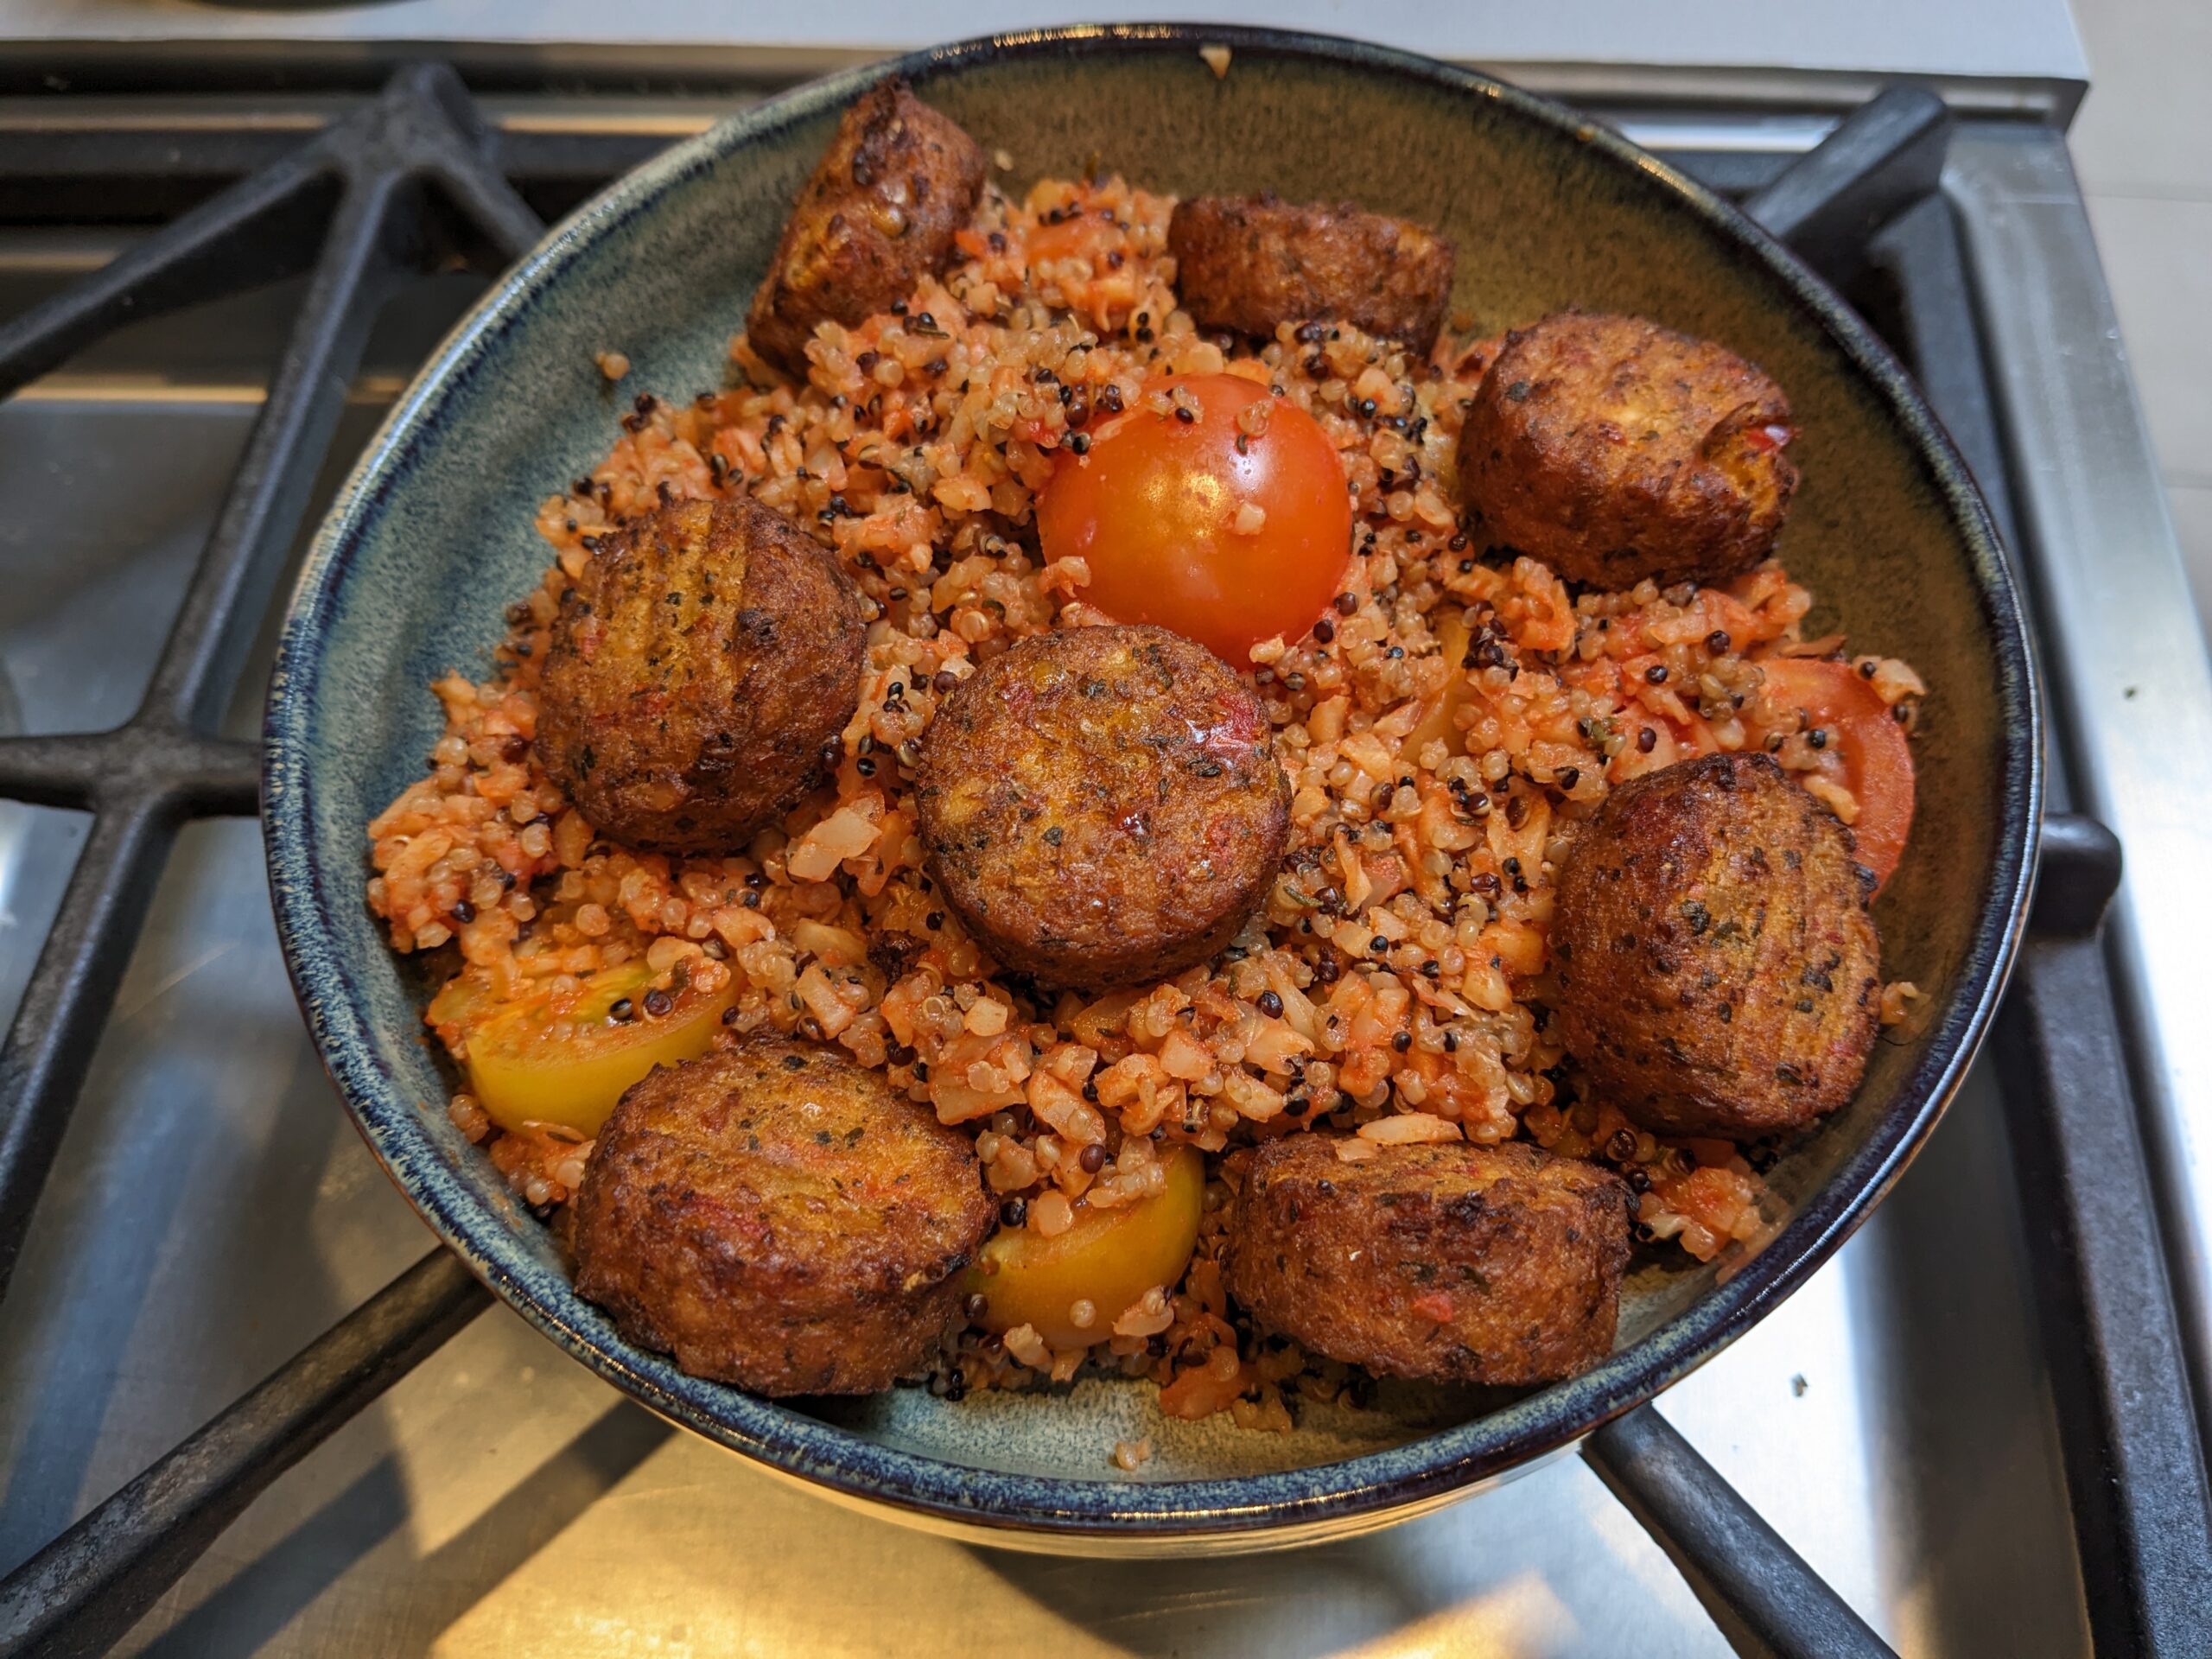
136 1402 671 1659
1844 1064 2092 1656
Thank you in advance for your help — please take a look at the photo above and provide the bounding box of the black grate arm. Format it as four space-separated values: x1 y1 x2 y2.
0 1249 491 1659
0 152 337 398
0 732 257 817
0 63 547 1308
0 168 408 1300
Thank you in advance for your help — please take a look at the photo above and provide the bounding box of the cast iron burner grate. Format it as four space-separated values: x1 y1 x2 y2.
0 66 2202 1659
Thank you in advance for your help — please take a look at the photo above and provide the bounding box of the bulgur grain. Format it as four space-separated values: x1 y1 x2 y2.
369 164 1923 1419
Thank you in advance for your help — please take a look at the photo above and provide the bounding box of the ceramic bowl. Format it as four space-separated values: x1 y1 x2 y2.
264 24 2037 1553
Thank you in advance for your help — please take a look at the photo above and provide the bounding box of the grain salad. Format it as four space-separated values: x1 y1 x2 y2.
365 156 1926 1424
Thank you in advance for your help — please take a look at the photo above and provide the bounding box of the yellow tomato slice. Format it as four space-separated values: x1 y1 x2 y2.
969 1145 1205 1348
458 959 734 1138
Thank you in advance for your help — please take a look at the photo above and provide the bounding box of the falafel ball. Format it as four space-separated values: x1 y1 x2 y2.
1167 194 1455 352
745 79 988 378
1552 751 1881 1141
535 495 865 855
1223 1136 1632 1385
572 1039 995 1395
1457 310 1799 588
914 624 1291 990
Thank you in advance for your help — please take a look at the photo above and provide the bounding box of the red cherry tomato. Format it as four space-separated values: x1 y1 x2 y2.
1036 374 1352 665
1758 657 1916 890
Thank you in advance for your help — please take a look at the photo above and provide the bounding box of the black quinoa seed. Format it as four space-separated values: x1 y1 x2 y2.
1257 989 1285 1018
1335 591 1359 616
1645 664 1669 683
1000 1197 1027 1228
642 988 673 1018
1079 1143 1108 1173
1638 727 1658 753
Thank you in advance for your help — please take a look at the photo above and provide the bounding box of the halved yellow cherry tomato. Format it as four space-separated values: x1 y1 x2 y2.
968 1145 1205 1348
440 959 734 1137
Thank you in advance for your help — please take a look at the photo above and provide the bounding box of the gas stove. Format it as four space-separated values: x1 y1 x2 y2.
0 49 2206 1659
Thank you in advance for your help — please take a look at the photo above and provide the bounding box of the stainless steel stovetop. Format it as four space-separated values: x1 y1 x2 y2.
0 73 2205 1657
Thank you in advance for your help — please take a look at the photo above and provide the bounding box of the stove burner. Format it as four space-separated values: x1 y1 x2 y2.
0 66 2203 1659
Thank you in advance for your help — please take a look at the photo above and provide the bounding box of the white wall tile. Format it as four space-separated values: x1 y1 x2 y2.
2082 194 2212 489
2169 485 2212 639
2068 0 2212 200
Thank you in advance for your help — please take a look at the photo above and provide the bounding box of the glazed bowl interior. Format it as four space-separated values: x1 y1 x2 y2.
267 27 2034 1541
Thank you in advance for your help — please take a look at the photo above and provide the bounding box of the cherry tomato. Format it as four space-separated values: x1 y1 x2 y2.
1758 657 1916 889
433 958 734 1137
968 1146 1205 1348
1037 374 1352 664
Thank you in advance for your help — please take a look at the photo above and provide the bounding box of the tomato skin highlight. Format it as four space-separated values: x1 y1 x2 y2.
1037 374 1352 665
1758 657 1916 889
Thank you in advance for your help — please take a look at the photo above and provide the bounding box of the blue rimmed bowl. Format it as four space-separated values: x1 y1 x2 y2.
264 23 2037 1553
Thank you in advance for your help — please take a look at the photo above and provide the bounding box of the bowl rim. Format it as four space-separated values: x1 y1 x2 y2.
263 21 2042 1541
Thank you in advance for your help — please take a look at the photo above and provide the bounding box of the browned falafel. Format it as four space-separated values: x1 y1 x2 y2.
914 624 1291 991
1551 751 1882 1140
745 79 988 378
534 495 865 855
1223 1136 1632 1385
1167 194 1455 352
1457 310 1799 588
572 1039 995 1395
